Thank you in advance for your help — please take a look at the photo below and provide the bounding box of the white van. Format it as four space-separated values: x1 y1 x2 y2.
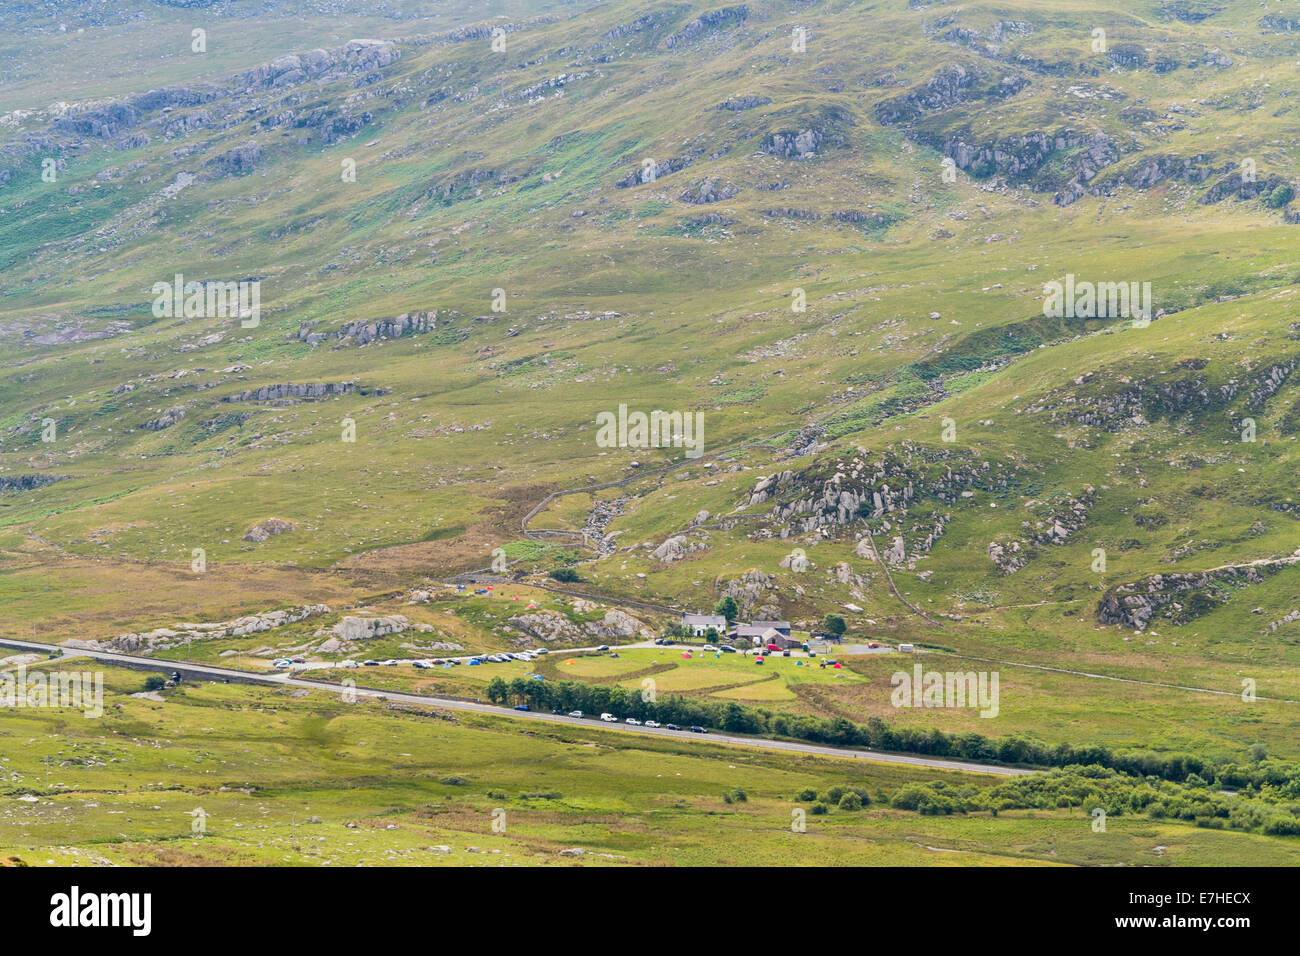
600 713 617 722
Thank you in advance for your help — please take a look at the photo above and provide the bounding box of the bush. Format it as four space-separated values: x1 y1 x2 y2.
809 802 830 816
1265 184 1294 209
796 788 817 802
825 786 846 803
838 792 863 811
143 675 166 692
549 567 580 583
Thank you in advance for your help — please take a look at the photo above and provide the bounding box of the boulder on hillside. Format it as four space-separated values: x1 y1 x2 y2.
243 518 296 542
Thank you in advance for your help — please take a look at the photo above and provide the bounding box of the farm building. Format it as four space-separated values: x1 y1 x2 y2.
681 613 727 637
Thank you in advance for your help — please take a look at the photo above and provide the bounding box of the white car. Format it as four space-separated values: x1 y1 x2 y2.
600 713 617 722
272 659 291 668
625 718 642 726
702 644 719 652
340 660 359 668
644 720 661 728
534 648 549 655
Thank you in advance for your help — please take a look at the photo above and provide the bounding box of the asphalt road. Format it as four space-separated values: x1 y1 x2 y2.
0 636 1029 777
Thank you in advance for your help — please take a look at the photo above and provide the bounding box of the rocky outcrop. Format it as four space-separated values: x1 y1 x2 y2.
1260 15 1300 32
332 615 409 642
1040 358 1298 431
719 569 780 619
1267 609 1300 633
0 475 69 493
988 488 1097 575
1097 553 1300 629
663 6 749 48
767 129 823 159
209 140 263 177
719 94 769 111
680 179 738 204
140 407 186 431
586 610 653 640
652 534 708 562
756 447 1016 537
507 611 583 643
337 311 436 346
104 604 329 653
294 312 437 347
242 517 296 542
615 154 696 187
875 64 1028 126
222 382 360 403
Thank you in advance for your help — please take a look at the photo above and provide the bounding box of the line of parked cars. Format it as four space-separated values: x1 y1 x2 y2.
557 710 707 733
273 648 553 671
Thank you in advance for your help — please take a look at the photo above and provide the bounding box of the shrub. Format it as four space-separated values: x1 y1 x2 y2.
796 788 817 802
838 792 863 811
1265 184 1294 209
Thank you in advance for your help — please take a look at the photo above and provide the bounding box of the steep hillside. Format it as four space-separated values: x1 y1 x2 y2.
3 0 1300 764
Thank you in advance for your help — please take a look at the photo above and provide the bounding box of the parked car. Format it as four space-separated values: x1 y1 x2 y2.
644 720 661 728
272 659 291 668
290 656 306 664
362 660 379 666
596 644 610 652
513 704 530 711
625 717 642 726
689 725 708 734
534 648 549 655
720 645 737 653
567 710 584 718
665 724 681 731
600 713 617 722
701 644 718 652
